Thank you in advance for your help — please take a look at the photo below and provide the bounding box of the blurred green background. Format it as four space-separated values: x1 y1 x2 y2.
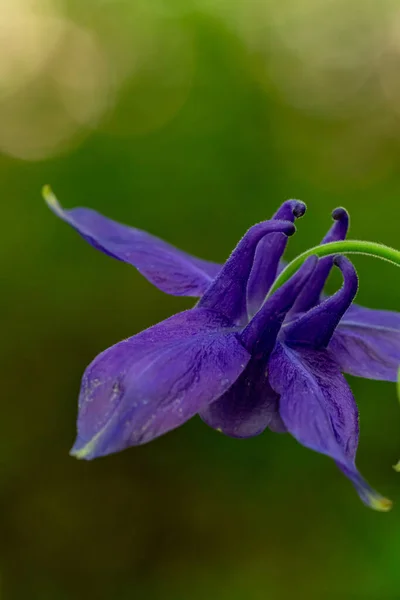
2 0 400 598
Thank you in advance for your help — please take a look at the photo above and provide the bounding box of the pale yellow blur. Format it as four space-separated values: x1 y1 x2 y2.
2 0 400 164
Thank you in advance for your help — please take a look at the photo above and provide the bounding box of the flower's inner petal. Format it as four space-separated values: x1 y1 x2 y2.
45 191 222 296
70 308 250 459
199 357 281 438
246 200 306 319
329 304 400 382
198 220 295 324
241 256 318 356
284 256 358 350
268 342 391 511
292 208 349 314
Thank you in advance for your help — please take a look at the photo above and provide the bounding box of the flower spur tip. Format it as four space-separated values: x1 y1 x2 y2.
285 199 307 218
331 207 348 221
332 255 354 272
291 200 307 218
333 255 344 267
287 225 296 237
273 200 306 222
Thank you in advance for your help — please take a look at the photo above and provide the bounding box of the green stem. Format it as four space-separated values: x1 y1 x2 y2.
268 239 400 297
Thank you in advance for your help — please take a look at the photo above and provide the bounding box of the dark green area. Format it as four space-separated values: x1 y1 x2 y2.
2 3 400 599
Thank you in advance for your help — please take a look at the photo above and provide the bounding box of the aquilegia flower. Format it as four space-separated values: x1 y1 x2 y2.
45 189 400 511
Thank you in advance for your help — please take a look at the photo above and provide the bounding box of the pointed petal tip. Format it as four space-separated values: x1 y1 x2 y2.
42 185 63 215
69 444 91 460
42 184 55 204
69 433 102 460
364 492 393 512
69 447 87 460
340 464 393 513
393 460 400 472
353 470 393 512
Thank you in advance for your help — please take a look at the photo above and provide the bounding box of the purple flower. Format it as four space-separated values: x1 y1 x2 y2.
46 193 399 510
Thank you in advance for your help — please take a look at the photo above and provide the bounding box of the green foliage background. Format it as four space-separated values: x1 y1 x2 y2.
2 1 400 598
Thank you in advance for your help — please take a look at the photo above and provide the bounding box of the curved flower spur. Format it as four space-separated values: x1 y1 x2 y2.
44 187 400 511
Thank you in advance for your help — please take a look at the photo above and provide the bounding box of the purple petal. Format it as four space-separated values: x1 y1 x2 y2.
70 308 250 459
330 304 400 381
292 208 349 313
199 358 283 438
246 200 306 318
241 256 318 356
198 219 296 324
268 342 391 510
200 256 317 439
45 191 221 296
284 256 358 349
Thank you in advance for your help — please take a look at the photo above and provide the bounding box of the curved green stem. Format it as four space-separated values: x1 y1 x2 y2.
268 239 400 297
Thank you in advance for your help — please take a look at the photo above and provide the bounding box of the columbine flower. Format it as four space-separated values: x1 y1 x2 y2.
45 189 400 510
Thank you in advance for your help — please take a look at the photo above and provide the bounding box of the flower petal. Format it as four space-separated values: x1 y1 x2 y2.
292 208 349 313
268 342 391 510
199 358 282 437
44 188 221 296
198 219 295 324
199 258 317 439
284 256 358 349
246 200 306 319
70 308 250 459
330 304 400 381
241 256 318 355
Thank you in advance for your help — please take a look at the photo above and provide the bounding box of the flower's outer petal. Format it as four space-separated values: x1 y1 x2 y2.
198 220 295 324
268 342 392 511
284 256 358 350
246 200 306 318
70 308 250 459
44 189 221 296
292 208 349 313
199 358 281 437
329 304 400 382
